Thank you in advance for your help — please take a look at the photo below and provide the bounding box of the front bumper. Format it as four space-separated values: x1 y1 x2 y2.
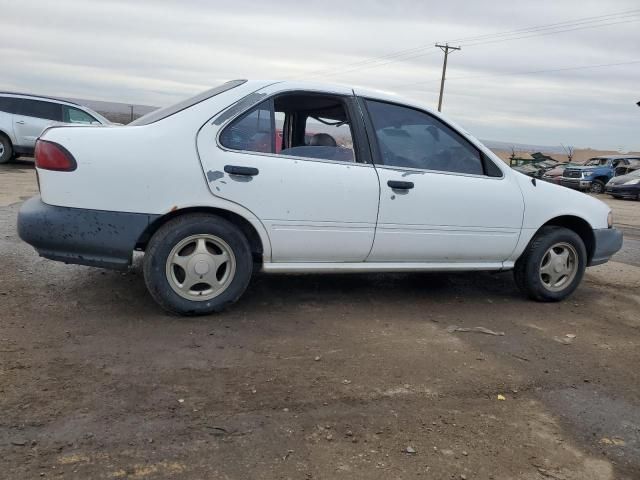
589 228 623 266
605 184 640 198
560 178 591 190
18 196 159 270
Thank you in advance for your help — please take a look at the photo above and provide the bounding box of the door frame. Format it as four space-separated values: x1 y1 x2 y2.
214 89 373 167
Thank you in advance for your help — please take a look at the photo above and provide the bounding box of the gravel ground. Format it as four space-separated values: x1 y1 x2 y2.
1 160 639 479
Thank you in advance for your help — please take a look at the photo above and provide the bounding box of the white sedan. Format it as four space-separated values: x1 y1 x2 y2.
18 80 622 315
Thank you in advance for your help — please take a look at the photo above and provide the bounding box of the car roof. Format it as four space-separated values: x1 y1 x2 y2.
0 91 83 108
249 80 441 115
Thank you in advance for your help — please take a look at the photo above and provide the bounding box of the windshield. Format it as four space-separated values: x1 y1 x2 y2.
130 79 247 126
584 158 609 166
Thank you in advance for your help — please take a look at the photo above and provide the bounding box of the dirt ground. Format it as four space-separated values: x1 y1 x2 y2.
1 159 639 479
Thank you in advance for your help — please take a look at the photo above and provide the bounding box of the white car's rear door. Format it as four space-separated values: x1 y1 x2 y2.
197 84 380 263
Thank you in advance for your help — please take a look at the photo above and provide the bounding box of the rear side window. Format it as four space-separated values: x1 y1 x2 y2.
219 100 273 153
15 99 62 121
219 93 358 163
63 106 97 124
365 99 489 176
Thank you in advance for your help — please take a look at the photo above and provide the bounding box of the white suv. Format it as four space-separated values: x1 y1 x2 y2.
0 93 111 163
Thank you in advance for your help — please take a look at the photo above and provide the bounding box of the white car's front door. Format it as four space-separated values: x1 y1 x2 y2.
361 98 524 266
197 88 380 263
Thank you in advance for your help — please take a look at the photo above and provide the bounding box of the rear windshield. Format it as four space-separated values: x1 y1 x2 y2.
129 79 247 126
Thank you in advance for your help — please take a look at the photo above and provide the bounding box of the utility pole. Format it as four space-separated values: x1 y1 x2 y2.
129 105 134 123
435 43 461 112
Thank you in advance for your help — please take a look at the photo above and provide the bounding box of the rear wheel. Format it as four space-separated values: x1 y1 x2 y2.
589 180 605 194
143 214 253 315
514 226 586 302
0 135 13 164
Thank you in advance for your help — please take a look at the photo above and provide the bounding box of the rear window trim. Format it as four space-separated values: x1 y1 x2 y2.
130 79 247 126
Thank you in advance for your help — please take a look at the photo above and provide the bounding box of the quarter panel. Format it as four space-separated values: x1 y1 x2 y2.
36 81 275 258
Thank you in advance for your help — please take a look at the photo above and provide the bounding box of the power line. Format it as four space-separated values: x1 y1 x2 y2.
304 50 441 80
392 59 640 90
447 8 640 44
460 17 640 47
295 9 640 80
449 59 640 80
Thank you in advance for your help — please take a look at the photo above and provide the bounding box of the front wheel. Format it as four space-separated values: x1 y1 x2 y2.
143 214 253 315
589 180 605 194
514 226 586 302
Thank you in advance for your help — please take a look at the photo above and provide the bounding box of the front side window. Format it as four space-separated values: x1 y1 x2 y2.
365 100 486 176
16 99 62 121
219 93 358 163
63 106 97 124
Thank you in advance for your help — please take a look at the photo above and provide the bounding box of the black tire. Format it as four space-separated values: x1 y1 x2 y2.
513 226 586 302
0 134 13 164
143 213 253 315
589 180 605 194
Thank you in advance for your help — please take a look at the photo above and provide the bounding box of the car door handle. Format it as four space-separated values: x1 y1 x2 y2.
387 180 414 190
224 165 259 176
15 120 25 125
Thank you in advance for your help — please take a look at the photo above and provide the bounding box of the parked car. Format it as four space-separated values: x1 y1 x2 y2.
541 164 567 184
512 163 544 178
561 155 640 193
511 156 559 180
0 92 112 164
17 79 622 315
605 168 640 200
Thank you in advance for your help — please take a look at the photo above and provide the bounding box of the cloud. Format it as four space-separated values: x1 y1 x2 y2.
1 0 639 149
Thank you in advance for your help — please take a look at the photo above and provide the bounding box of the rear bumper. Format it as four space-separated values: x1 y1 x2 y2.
18 196 159 270
589 228 623 266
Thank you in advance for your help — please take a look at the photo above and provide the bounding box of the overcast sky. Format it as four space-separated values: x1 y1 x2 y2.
2 0 639 150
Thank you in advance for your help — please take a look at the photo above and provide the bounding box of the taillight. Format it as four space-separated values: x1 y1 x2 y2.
35 140 77 172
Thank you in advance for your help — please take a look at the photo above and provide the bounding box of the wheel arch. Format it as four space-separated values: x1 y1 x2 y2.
136 206 267 264
0 129 13 145
540 215 595 263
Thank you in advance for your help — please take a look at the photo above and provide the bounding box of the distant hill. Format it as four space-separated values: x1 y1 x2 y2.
62 97 158 124
480 139 567 155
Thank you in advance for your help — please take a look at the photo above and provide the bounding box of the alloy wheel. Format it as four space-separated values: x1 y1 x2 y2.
539 242 578 292
165 234 236 301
